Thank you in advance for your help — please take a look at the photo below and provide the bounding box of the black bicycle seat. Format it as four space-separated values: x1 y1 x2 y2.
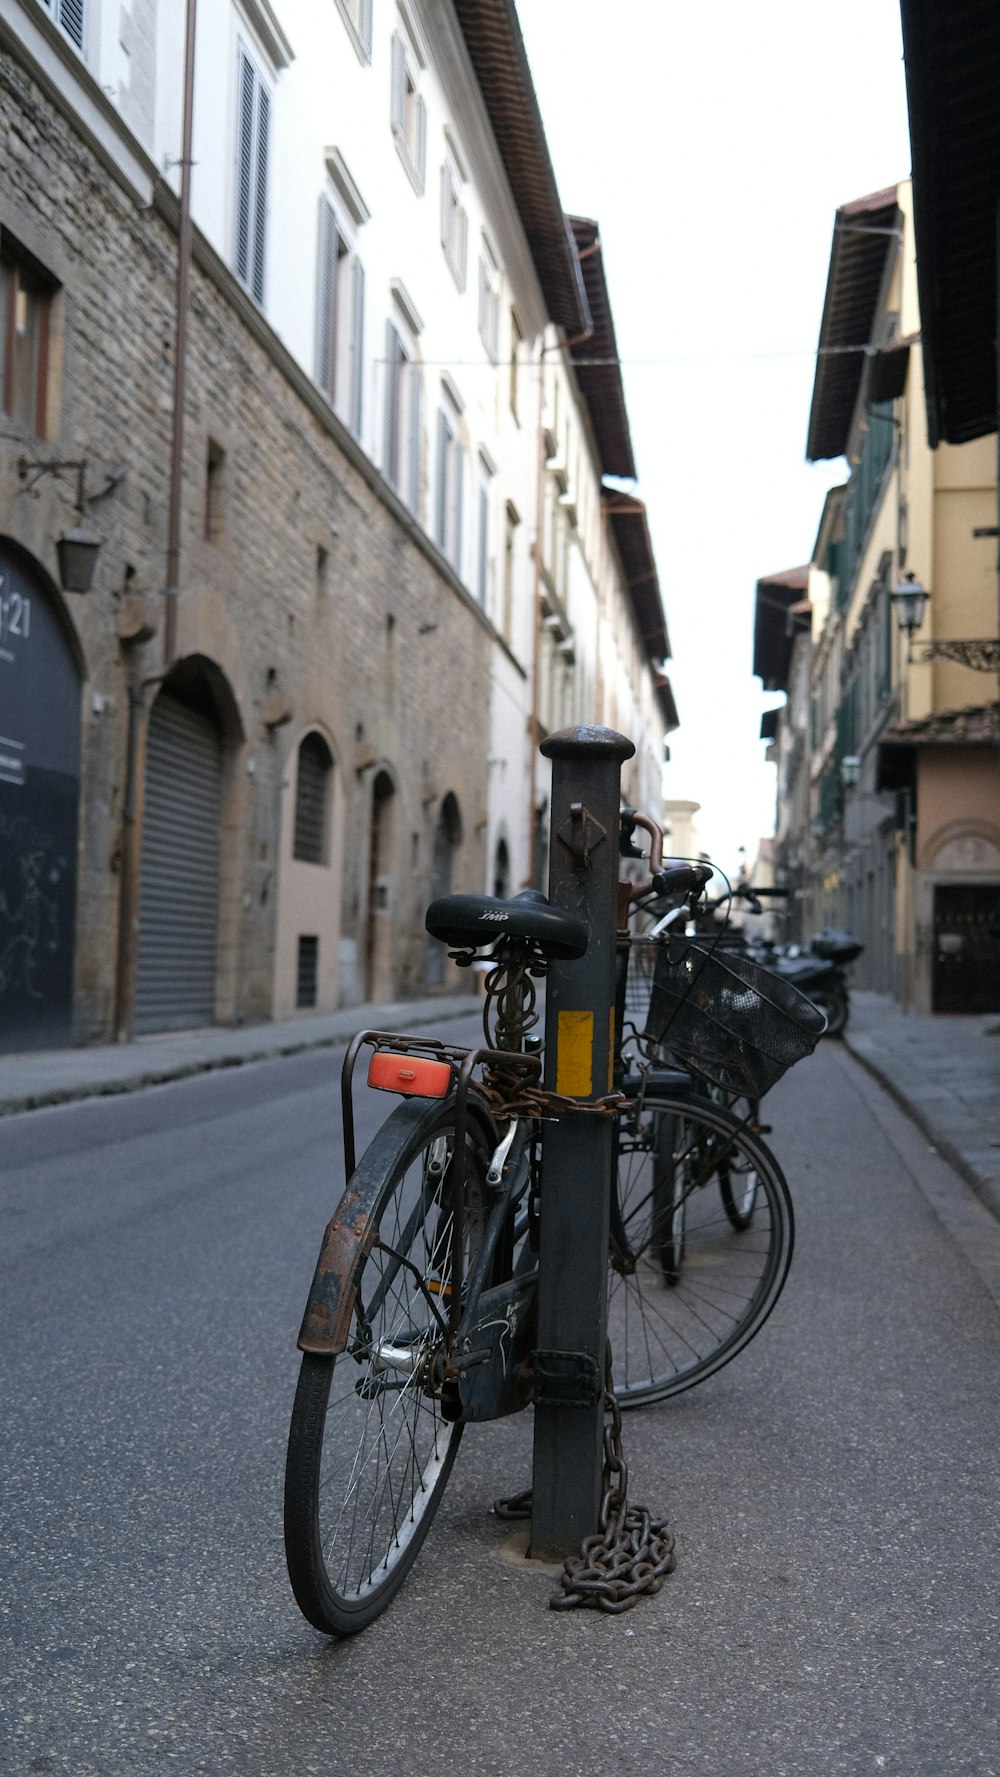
425 888 589 960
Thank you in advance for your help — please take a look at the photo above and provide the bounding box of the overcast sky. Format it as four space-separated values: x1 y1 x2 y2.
517 0 913 875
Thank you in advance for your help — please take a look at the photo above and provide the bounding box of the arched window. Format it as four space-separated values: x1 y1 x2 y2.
293 732 334 863
493 837 510 899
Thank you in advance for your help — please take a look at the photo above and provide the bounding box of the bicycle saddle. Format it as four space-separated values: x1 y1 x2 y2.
425 888 589 960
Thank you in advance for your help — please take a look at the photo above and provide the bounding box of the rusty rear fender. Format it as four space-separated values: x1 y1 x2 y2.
296 1093 498 1356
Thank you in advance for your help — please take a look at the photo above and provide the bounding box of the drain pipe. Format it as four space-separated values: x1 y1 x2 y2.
164 0 198 672
113 0 197 1039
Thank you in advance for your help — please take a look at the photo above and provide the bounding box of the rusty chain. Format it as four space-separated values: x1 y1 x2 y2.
492 1360 677 1614
550 1360 677 1614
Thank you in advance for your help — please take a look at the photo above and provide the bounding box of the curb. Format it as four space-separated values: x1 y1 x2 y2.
0 997 479 1119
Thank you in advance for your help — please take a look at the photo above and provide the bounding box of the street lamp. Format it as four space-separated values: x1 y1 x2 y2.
890 570 929 641
840 755 862 788
890 568 1000 670
17 454 125 594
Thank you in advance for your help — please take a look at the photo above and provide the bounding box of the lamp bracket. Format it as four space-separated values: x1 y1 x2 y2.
17 453 126 509
910 638 1000 671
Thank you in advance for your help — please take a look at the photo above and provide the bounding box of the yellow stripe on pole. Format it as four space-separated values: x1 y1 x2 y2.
555 1009 594 1098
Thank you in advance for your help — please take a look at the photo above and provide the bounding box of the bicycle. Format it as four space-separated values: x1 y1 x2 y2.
283 811 823 1635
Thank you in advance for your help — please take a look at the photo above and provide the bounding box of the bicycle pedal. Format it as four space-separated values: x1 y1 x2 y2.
752 1123 772 1135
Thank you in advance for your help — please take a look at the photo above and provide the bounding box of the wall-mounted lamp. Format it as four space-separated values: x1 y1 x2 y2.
890 568 999 670
840 754 862 788
17 454 125 594
889 570 929 639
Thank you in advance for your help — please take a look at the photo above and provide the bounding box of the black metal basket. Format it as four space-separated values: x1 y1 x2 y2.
641 939 828 1098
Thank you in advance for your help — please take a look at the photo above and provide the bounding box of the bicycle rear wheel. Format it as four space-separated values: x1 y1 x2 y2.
284 1097 490 1636
608 1092 793 1405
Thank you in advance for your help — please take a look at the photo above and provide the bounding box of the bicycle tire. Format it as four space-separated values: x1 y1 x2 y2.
284 1096 491 1636
703 1086 762 1231
608 1092 793 1406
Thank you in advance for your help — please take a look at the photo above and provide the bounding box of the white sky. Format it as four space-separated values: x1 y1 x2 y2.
517 0 913 876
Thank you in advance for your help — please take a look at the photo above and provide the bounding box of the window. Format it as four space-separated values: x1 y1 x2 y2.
1 242 54 437
40 0 85 50
204 440 225 539
293 732 334 863
509 309 523 419
335 0 373 60
502 501 520 643
478 235 501 360
234 44 270 305
435 394 464 572
384 319 421 512
476 451 494 608
390 25 426 192
316 198 365 437
296 935 319 1008
440 150 468 290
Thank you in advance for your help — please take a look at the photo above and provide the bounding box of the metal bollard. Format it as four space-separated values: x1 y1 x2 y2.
529 723 635 1561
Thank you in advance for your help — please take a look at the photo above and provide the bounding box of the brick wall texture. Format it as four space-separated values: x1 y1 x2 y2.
1 52 487 1041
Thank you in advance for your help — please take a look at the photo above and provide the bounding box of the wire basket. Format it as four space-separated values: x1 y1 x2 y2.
640 938 828 1098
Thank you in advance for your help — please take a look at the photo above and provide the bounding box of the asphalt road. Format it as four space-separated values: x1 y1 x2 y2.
2 1022 999 1777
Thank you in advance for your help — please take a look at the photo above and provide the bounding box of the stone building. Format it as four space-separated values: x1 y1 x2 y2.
1 0 676 1051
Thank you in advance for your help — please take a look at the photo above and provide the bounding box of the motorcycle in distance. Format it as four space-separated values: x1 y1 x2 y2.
700 887 863 1038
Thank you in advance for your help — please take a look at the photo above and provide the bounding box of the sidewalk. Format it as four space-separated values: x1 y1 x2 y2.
0 991 479 1118
843 989 1000 1223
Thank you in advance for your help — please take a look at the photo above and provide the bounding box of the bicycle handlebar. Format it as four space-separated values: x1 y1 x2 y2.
650 862 714 898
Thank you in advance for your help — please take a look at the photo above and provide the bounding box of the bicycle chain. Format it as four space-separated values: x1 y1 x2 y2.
479 1067 627 1123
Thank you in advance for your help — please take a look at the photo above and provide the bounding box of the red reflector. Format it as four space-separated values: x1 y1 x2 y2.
368 1052 453 1097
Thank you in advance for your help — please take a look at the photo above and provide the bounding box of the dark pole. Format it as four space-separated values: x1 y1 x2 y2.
164 0 197 671
529 723 634 1561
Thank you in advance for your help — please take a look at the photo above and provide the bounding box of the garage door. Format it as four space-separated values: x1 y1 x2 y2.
134 691 222 1033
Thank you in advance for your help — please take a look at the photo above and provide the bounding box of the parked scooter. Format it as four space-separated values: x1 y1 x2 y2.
700 887 863 1037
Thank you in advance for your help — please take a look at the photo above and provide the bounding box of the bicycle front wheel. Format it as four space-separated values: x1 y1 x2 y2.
284 1097 490 1636
609 1092 793 1405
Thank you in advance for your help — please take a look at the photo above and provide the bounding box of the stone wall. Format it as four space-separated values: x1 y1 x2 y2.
1 49 486 1040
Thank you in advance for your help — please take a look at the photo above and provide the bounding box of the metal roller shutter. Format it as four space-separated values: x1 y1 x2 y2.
134 693 222 1033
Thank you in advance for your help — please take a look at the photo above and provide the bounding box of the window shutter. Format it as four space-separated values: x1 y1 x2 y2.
477 484 489 606
58 0 85 48
360 0 373 56
435 411 448 548
235 51 256 288
415 95 427 188
453 448 464 572
385 322 401 484
440 163 451 251
456 208 467 292
293 735 332 863
316 200 338 399
252 82 269 303
408 367 421 514
390 35 406 136
350 259 365 438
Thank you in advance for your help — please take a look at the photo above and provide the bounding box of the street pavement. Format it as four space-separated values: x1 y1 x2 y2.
2 1031 999 1776
3 982 999 1224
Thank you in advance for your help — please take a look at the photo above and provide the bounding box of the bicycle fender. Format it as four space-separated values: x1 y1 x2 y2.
296 1095 497 1356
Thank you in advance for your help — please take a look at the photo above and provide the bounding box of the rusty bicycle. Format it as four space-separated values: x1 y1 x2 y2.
283 807 823 1635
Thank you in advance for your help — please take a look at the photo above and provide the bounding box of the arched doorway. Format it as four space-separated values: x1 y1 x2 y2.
0 541 82 1051
134 664 228 1033
364 770 395 1002
426 793 462 987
